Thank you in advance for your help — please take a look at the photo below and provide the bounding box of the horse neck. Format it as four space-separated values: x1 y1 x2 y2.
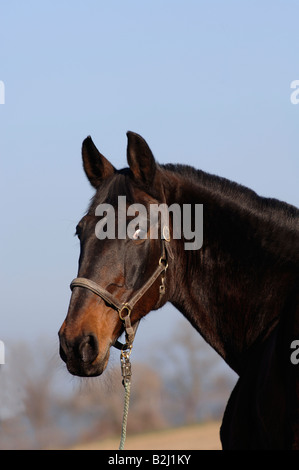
163 167 298 374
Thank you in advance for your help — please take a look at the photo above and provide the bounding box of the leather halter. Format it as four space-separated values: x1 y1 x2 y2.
70 237 169 351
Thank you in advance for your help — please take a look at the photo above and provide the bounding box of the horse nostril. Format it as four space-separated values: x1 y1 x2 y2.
59 332 99 366
78 334 99 364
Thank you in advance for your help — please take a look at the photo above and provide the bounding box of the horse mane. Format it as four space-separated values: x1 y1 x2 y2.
162 163 299 223
161 163 299 264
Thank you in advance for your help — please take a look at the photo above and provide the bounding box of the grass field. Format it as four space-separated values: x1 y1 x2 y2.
70 421 222 450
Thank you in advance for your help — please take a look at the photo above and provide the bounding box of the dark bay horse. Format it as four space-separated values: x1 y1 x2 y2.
59 131 299 449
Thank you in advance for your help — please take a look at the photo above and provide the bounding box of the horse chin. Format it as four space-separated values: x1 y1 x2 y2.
66 348 110 378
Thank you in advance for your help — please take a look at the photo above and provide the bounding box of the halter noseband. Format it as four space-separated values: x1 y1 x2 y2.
70 237 169 351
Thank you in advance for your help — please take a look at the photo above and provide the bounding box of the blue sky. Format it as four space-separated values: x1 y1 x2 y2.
0 1 298 357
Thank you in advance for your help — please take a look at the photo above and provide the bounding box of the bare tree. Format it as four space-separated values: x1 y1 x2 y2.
66 361 168 443
148 319 236 424
0 338 66 449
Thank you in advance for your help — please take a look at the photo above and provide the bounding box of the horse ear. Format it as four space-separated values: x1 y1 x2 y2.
126 131 157 186
82 136 115 188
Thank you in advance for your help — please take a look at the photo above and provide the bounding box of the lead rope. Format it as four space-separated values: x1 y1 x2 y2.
117 240 169 450
119 348 132 450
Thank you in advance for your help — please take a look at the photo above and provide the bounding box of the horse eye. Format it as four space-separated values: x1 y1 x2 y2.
132 228 147 240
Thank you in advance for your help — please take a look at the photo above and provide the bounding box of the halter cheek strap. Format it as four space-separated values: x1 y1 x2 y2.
70 239 169 351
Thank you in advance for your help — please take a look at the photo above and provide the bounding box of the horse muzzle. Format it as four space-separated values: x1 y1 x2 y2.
58 327 110 377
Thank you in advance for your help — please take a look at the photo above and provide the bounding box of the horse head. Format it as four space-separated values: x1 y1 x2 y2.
58 132 173 376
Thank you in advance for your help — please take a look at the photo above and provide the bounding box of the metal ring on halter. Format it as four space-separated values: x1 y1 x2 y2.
119 304 132 321
159 257 168 269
